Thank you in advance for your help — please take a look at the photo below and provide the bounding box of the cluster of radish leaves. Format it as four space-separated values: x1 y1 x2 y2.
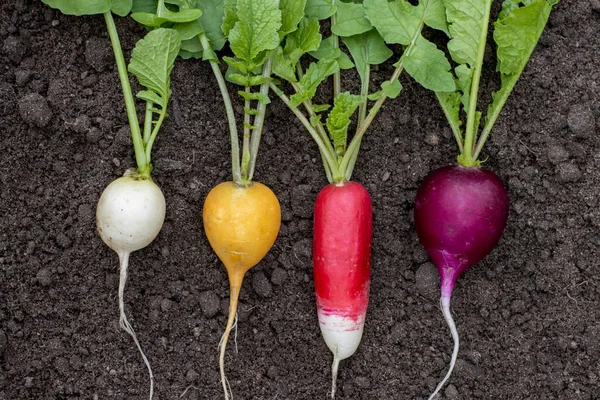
131 0 299 186
42 1 182 399
43 0 181 177
269 0 457 183
435 0 559 167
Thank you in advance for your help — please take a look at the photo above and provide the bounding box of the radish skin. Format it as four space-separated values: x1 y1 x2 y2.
97 169 166 399
414 165 508 399
313 181 372 398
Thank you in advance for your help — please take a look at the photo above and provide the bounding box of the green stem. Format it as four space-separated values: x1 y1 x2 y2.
104 12 148 176
291 82 336 158
199 34 241 185
461 0 492 166
144 109 166 167
355 64 370 137
247 56 273 182
331 8 341 98
241 87 252 178
143 101 153 144
340 61 405 180
270 83 341 182
292 66 335 183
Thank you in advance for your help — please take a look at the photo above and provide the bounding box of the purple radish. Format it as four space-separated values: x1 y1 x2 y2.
414 165 509 398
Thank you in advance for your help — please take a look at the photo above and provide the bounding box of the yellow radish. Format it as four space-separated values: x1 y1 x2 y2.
203 181 280 399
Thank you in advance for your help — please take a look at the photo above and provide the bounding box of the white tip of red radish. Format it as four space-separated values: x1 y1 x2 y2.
428 295 460 400
96 170 166 400
318 311 366 399
319 312 365 361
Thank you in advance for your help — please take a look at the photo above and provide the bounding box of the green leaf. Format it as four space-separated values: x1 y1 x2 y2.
309 36 354 69
404 35 455 92
486 0 555 128
364 0 420 45
178 49 202 59
305 0 336 20
498 0 537 20
131 2 202 27
180 36 203 53
326 92 363 155
195 0 227 51
412 0 448 34
229 0 282 70
443 0 488 67
455 64 472 111
367 90 382 101
131 0 156 13
494 0 553 75
128 28 182 107
173 20 204 40
436 91 462 136
131 12 161 27
111 0 133 16
238 90 270 103
222 0 238 37
312 104 331 113
381 78 402 99
290 59 339 107
42 0 112 15
136 90 164 105
343 29 392 84
272 47 297 82
284 18 321 63
332 2 372 37
156 1 201 23
223 56 249 75
279 0 307 37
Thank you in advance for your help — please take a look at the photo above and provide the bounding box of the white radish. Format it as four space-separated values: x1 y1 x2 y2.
96 168 166 399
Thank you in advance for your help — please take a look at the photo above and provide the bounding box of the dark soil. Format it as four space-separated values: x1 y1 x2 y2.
1 1 600 399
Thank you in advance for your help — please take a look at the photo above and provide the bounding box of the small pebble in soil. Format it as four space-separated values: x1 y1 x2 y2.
160 298 173 312
445 384 459 399
114 125 131 146
86 127 102 143
547 144 569 165
567 103 595 138
185 369 199 382
19 93 52 128
3 36 27 63
14 69 31 86
415 263 438 301
198 290 220 318
36 268 52 287
66 114 91 134
556 163 582 183
270 267 287 285
252 271 272 297
24 376 34 388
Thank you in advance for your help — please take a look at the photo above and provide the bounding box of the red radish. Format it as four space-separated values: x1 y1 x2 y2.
414 165 509 398
313 181 372 398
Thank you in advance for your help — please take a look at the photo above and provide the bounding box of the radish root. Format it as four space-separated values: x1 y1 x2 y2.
331 351 341 399
219 284 241 400
428 295 459 400
118 251 154 400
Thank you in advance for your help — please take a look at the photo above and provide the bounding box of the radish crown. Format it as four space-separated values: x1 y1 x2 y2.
435 0 559 166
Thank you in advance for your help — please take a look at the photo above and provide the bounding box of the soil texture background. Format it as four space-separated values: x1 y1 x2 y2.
1 1 600 399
